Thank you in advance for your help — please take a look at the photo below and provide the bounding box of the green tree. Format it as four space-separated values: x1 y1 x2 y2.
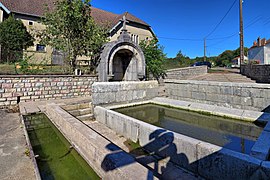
233 47 248 57
40 0 108 72
0 16 34 63
140 39 166 80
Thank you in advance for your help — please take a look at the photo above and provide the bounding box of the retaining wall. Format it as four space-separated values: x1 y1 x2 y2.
92 81 159 106
165 66 207 80
241 64 270 83
165 79 270 112
94 105 270 179
0 75 97 106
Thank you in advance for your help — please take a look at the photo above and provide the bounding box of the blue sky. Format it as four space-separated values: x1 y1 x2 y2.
92 0 270 58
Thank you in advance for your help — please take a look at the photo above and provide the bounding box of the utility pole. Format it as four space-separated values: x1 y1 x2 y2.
239 0 244 65
204 38 206 62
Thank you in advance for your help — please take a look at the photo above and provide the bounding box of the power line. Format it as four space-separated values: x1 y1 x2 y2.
205 0 237 38
207 16 262 47
156 36 202 41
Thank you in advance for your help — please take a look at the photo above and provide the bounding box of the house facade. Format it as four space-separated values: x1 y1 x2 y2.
248 37 270 64
0 0 155 64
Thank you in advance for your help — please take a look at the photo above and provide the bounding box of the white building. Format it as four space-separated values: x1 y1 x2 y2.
248 37 270 64
231 56 248 68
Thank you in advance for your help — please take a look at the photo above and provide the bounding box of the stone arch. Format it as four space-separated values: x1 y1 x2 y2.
98 40 145 82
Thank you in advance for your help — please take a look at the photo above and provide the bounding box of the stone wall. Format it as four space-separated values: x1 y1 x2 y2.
165 79 270 111
241 64 270 83
0 75 97 106
92 81 159 106
165 66 207 80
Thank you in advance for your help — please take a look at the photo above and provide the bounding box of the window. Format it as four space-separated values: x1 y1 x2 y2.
36 44 46 52
29 21 33 26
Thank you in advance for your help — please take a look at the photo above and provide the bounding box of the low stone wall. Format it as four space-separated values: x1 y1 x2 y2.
241 64 270 83
165 66 207 80
165 79 270 111
92 81 159 106
0 75 97 106
94 105 270 179
46 103 155 179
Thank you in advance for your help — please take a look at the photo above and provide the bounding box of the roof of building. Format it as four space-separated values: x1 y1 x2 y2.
0 0 150 28
249 37 270 50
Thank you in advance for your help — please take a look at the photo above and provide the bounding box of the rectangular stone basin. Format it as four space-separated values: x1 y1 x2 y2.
24 114 100 180
113 103 263 155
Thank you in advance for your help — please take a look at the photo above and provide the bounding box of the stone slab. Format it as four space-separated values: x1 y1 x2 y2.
250 131 270 160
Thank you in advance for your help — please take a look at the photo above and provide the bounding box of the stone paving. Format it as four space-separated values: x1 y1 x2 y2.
0 110 35 180
188 72 256 83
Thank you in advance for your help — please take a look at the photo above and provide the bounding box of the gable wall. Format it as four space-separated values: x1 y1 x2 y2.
110 23 154 43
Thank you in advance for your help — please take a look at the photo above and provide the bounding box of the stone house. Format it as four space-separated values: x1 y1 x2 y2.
0 0 155 64
248 37 270 64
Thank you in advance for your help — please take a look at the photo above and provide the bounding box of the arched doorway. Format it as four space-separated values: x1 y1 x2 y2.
97 22 145 82
111 49 133 81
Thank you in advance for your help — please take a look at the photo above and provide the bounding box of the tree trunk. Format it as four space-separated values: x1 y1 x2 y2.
71 55 77 73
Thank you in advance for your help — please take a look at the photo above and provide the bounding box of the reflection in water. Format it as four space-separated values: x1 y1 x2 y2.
114 104 263 154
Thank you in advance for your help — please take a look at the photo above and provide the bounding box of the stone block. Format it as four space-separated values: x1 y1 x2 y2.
0 98 6 102
260 161 270 178
191 92 206 100
253 98 265 109
250 131 270 160
2 93 13 98
264 121 270 132
206 85 220 94
241 97 252 106
5 88 16 93
20 96 31 100
198 146 261 180
220 86 233 95
94 106 107 124
206 93 219 102
233 87 242 96
2 83 12 88
214 106 244 119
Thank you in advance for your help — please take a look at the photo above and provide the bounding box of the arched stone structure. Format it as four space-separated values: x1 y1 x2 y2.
97 21 145 82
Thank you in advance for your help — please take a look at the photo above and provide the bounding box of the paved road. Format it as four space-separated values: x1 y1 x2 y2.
189 69 256 83
0 110 35 180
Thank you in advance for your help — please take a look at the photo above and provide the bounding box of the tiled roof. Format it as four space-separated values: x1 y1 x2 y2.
1 0 55 17
0 0 150 28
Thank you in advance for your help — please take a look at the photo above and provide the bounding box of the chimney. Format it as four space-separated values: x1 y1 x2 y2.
253 41 257 46
261 38 266 46
257 37 261 47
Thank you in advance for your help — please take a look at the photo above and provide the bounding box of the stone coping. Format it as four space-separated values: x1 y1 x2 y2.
0 74 97 78
165 79 270 88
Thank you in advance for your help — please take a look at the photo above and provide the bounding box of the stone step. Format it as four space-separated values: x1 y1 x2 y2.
77 113 94 121
69 108 92 117
62 102 91 111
